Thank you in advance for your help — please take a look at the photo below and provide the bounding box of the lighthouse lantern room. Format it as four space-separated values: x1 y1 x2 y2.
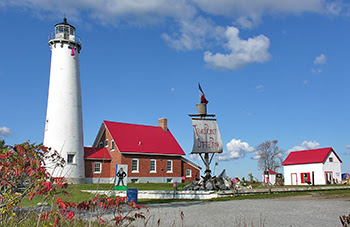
44 18 85 184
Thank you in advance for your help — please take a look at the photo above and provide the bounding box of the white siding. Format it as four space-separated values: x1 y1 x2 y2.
283 163 324 185
323 151 342 184
283 151 342 185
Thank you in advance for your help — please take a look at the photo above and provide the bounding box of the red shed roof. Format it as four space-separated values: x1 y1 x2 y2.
269 169 277 174
104 121 185 156
282 147 342 166
84 147 111 160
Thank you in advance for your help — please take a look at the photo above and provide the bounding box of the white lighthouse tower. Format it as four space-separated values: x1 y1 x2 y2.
44 18 85 184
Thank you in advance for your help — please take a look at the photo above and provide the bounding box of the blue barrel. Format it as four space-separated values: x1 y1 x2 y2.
127 188 138 204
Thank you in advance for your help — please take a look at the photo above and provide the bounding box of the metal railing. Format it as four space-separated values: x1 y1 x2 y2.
48 32 82 46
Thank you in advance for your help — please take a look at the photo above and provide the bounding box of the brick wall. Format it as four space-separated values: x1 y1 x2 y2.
121 154 182 178
86 123 199 182
85 159 111 178
182 161 201 183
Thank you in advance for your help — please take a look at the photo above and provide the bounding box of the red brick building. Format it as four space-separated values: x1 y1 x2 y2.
84 118 201 184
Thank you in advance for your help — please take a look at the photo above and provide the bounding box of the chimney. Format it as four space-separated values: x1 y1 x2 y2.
158 118 168 131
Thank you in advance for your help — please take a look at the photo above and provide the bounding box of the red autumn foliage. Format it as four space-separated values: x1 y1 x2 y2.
0 141 149 226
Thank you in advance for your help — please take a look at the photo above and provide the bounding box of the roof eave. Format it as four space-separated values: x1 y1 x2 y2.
120 152 183 156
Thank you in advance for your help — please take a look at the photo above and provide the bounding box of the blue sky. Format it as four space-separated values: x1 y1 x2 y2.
1 0 350 180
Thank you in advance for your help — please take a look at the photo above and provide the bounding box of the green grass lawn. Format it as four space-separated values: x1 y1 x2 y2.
19 183 188 207
72 182 189 191
18 183 350 207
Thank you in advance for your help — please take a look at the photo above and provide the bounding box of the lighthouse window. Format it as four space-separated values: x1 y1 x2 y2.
70 28 74 35
64 26 69 34
67 154 75 164
56 26 64 34
105 139 109 147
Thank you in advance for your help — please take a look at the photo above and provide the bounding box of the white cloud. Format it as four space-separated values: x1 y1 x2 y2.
0 127 12 136
288 140 320 153
189 154 201 161
3 0 341 27
234 16 257 29
217 139 254 161
192 0 332 27
314 54 327 65
204 26 271 70
2 0 348 71
251 151 261 160
346 144 350 149
256 84 264 92
326 2 343 15
1 0 196 26
162 17 225 51
311 68 323 74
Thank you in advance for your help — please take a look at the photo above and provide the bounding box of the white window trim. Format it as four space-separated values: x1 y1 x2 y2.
150 159 157 173
186 169 192 178
166 160 173 173
132 158 139 173
105 139 109 147
67 153 75 164
94 162 102 174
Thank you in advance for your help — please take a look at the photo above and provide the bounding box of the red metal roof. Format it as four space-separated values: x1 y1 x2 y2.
84 147 111 160
269 169 277 174
282 147 342 166
104 121 185 156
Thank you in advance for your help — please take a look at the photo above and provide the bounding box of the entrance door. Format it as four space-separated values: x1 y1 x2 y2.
325 171 333 185
291 173 297 185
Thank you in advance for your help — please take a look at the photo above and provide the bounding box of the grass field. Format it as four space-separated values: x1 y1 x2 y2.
18 183 350 207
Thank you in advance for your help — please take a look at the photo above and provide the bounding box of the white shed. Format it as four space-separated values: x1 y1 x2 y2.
283 147 342 185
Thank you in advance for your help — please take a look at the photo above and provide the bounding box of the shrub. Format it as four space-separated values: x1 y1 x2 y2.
0 141 148 226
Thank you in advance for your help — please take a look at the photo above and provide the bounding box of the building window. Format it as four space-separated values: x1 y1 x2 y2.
94 162 102 173
111 140 115 151
166 160 173 173
105 139 109 147
99 142 103 148
329 157 333 162
300 172 311 184
150 159 156 173
67 154 75 164
167 178 173 183
132 159 139 173
186 169 192 177
131 179 139 183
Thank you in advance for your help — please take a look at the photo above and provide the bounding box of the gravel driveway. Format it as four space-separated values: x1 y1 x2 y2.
127 196 350 226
